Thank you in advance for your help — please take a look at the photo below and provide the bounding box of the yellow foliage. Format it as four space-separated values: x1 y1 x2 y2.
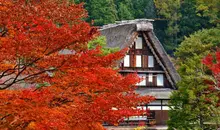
26 122 36 130
134 126 146 130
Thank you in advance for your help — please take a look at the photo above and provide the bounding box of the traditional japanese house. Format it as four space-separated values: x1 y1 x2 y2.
100 19 180 125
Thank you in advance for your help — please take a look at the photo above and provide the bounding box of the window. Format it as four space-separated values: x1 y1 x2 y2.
147 106 161 110
148 74 153 82
135 36 143 49
148 100 161 105
162 106 170 110
126 116 147 121
124 55 130 67
157 74 164 86
136 55 142 67
147 100 162 110
162 100 169 105
136 74 146 86
148 56 154 67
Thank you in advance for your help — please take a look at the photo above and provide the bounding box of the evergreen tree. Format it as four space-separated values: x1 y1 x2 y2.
154 0 181 54
132 0 156 19
178 0 211 42
117 2 133 20
77 0 117 26
115 0 134 20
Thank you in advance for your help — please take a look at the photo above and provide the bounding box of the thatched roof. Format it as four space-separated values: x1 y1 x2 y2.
100 19 180 88
100 19 153 49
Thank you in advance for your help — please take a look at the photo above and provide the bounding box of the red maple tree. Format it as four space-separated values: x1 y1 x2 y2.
0 0 155 129
203 51 220 90
202 51 220 106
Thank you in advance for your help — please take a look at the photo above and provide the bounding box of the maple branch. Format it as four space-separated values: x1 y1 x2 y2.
0 26 8 37
0 55 42 80
0 114 11 120
0 64 18 79
0 65 27 90
49 97 74 107
0 33 75 90
0 67 57 90
0 53 70 90
0 55 47 89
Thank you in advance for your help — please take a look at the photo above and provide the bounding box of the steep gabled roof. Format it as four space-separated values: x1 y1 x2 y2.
100 19 180 88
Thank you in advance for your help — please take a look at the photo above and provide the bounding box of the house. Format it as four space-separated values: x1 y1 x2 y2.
100 19 180 125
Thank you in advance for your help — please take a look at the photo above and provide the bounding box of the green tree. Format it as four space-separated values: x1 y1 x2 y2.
196 0 220 25
77 0 117 26
115 0 134 20
154 0 181 53
132 0 156 19
117 2 133 20
168 28 220 130
178 0 211 42
88 36 119 55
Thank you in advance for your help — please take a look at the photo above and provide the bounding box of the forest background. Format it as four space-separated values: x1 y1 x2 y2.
74 0 219 54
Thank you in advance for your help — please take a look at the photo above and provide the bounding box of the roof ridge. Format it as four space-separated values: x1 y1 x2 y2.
100 19 154 30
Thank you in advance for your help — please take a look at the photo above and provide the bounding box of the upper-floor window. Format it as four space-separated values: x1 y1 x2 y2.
124 55 130 67
122 55 155 68
148 56 154 67
136 55 142 67
135 36 143 49
157 74 164 86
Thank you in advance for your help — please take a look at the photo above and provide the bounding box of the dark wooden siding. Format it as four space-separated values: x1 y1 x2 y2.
119 32 172 89
121 35 163 71
154 110 169 125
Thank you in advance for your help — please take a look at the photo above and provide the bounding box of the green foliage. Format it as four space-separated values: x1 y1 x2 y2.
175 28 220 60
132 0 156 19
36 82 51 89
74 0 218 55
117 1 134 20
78 0 117 26
78 0 157 26
196 0 220 25
154 0 181 20
153 0 214 54
88 36 119 55
168 28 220 130
154 0 181 53
178 0 211 43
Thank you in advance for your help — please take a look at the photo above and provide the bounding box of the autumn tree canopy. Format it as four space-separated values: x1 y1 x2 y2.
0 0 154 129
